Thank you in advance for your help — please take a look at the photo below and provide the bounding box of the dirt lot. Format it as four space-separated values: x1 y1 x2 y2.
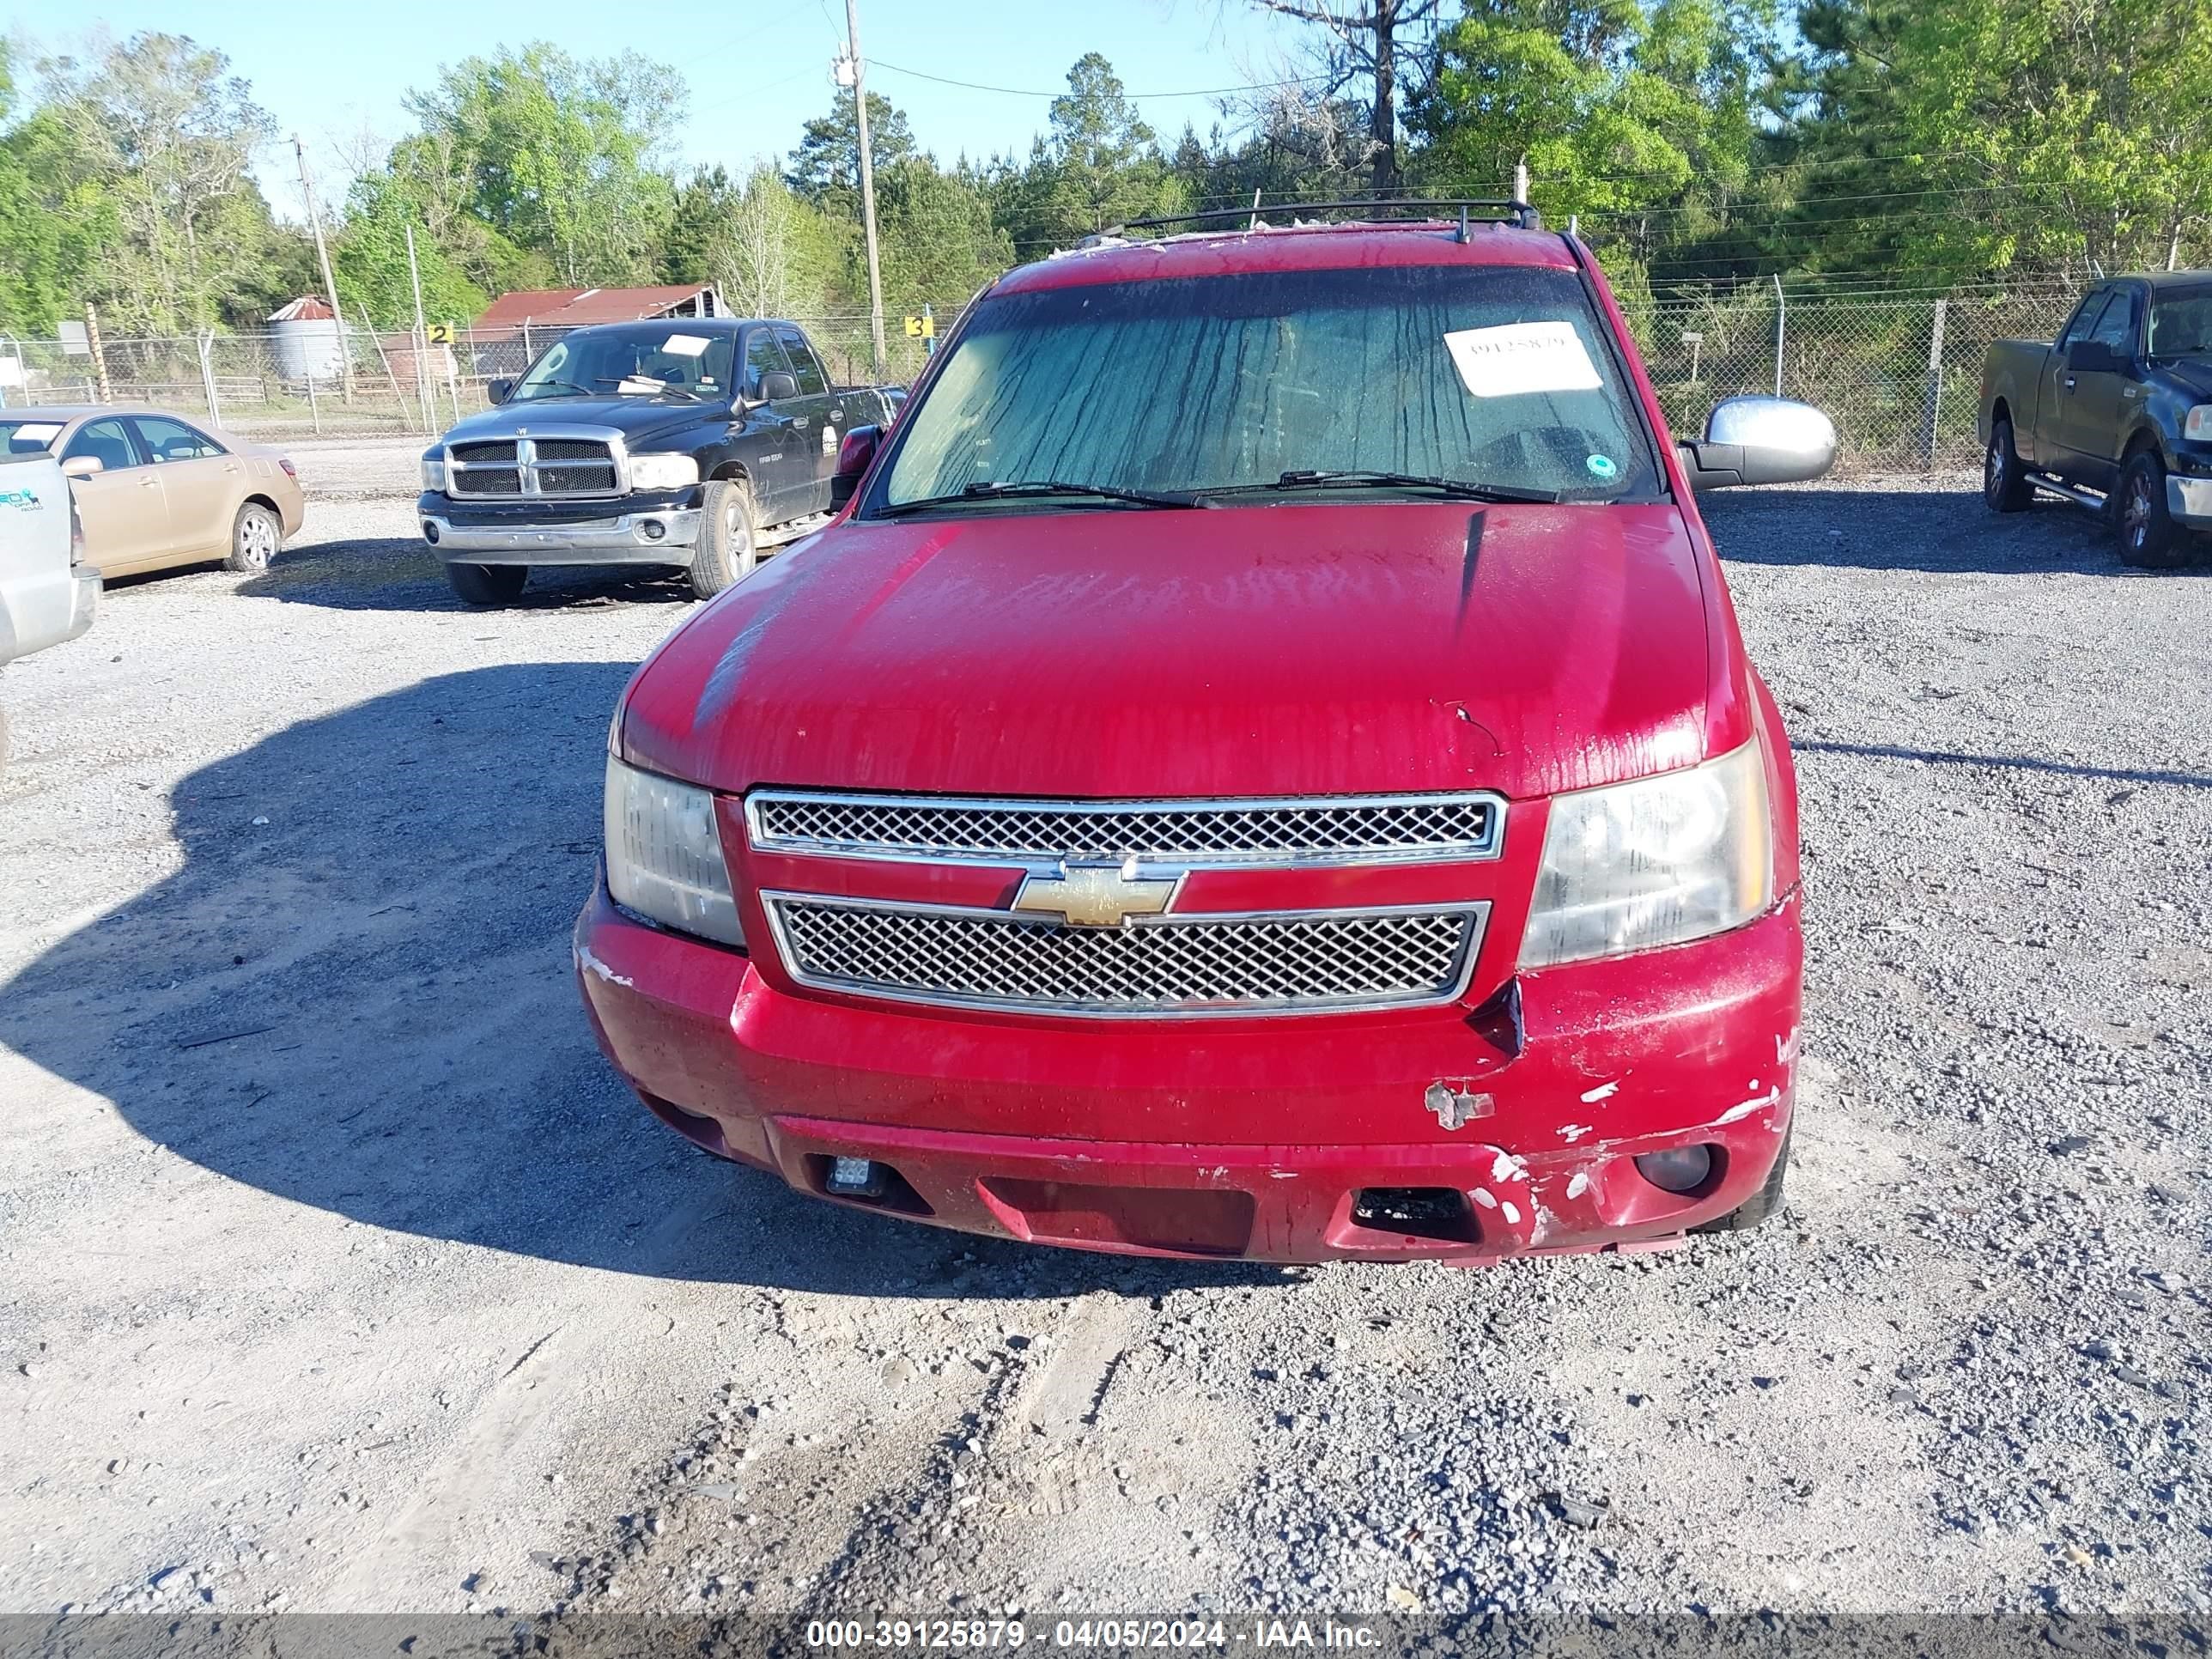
3 437 2209 1632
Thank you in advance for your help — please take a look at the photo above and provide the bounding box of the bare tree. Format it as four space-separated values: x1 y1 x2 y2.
1253 0 1441 196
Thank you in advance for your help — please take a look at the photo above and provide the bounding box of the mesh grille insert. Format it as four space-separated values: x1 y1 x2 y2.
750 793 1504 865
767 896 1480 1017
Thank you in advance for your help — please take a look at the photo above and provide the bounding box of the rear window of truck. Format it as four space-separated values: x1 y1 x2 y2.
877 264 1662 511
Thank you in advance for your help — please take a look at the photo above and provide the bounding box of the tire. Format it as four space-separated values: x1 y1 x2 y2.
224 501 283 573
1983 417 2033 513
2116 450 2190 568
1696 1121 1792 1234
445 562 530 607
687 477 760 599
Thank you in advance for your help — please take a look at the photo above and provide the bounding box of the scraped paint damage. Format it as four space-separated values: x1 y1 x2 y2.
1424 1079 1495 1131
574 944 634 989
1579 1079 1622 1103
1715 1085 1783 1126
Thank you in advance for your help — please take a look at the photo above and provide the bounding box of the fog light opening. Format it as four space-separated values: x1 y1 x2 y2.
422 520 441 544
808 1155 933 1217
641 517 667 542
1634 1145 1716 1195
1351 1187 1479 1244
826 1156 887 1198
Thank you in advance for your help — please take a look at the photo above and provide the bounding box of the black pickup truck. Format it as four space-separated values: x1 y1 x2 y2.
1980 271 2212 567
417 318 902 605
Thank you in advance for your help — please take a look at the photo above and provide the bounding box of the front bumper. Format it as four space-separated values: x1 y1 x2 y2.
2167 474 2212 530
421 507 702 562
573 881 1803 1265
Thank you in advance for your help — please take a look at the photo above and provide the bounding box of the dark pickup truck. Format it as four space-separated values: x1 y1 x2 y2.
1980 271 2212 567
417 318 902 605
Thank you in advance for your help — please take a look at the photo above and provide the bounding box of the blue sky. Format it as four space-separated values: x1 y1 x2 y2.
16 1 1313 215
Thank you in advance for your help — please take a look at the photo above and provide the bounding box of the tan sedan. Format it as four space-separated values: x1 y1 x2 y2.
0 405 305 579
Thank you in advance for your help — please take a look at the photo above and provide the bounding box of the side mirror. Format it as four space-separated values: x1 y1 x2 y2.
60 454 102 478
1677 396 1837 489
830 425 883 511
487 378 514 405
759 370 799 404
2068 340 2122 374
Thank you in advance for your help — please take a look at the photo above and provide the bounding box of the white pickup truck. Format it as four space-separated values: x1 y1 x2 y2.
0 450 99 767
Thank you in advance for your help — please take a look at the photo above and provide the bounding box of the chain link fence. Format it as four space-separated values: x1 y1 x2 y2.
3 287 2080 468
1621 286 2081 471
0 309 956 444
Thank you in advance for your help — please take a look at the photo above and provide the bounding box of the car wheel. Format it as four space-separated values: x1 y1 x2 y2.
2117 450 2189 568
224 501 283 573
1695 1121 1792 1234
1983 418 2033 512
445 562 530 607
688 477 759 599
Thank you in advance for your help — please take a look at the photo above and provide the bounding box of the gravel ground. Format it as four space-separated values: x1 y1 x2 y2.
1 442 2209 1636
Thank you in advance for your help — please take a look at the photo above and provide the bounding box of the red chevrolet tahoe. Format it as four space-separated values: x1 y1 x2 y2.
574 206 1838 1264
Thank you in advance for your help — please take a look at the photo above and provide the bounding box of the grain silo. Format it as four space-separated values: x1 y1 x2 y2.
268 295 345 384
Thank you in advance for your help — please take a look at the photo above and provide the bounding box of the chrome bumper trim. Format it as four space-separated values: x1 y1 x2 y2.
2166 475 2212 528
422 508 701 562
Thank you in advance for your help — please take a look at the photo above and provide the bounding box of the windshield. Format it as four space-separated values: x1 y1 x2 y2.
877 264 1659 512
2147 285 2212 356
513 325 736 403
0 419 65 455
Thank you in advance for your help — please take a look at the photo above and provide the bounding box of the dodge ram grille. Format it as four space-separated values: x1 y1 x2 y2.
763 895 1486 1018
446 434 621 500
746 790 1506 866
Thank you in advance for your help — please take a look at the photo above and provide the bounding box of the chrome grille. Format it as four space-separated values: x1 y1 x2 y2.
763 895 1486 1018
444 431 623 501
747 790 1505 866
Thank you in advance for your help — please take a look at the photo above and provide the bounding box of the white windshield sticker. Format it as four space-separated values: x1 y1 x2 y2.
662 332 710 357
10 422 61 443
1443 321 1602 398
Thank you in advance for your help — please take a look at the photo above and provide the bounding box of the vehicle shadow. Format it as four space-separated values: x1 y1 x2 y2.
1700 479 2212 575
0 664 1299 1300
240 532 700 614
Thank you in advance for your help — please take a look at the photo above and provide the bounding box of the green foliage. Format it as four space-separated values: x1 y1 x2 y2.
990 54 1185 252
27 31 294 334
1781 0 2212 283
786 89 915 210
334 168 488 330
0 45 113 335
401 42 684 287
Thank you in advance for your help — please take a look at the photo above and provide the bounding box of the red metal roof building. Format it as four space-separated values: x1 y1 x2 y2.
469 284 723 339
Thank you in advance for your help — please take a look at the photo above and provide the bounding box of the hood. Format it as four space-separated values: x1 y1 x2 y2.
620 501 1726 802
439 395 722 446
2153 357 2212 399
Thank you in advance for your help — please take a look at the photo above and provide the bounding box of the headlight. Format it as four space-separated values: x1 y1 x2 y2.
2185 405 2212 442
629 453 701 492
421 454 447 490
603 755 744 946
1518 738 1773 969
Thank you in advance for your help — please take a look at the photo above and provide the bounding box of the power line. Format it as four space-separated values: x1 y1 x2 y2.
868 58 1329 102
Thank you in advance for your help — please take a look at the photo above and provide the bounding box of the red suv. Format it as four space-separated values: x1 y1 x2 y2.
575 205 1836 1264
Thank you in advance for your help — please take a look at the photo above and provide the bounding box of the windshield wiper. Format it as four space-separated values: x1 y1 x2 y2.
514 379 596 399
1196 469 1564 506
878 479 1202 517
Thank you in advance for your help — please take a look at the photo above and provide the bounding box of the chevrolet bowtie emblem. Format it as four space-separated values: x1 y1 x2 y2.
1011 860 1179 927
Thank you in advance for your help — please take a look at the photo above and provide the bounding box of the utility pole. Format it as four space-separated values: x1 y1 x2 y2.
841 0 888 380
294 134 355 403
404 222 434 434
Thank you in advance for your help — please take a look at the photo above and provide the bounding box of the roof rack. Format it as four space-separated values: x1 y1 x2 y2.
1105 198 1545 241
